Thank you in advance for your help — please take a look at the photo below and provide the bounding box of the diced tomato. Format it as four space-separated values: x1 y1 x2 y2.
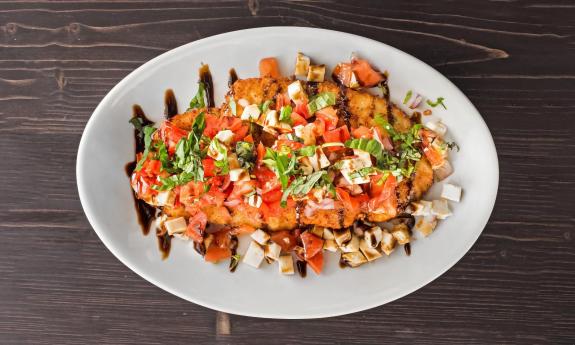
367 175 397 216
315 107 339 131
352 126 373 139
259 57 281 78
244 134 254 143
295 100 310 119
262 189 282 203
307 251 324 275
259 201 271 220
312 117 326 136
256 143 266 163
233 124 249 142
300 232 324 260
254 165 277 185
290 112 308 127
201 188 227 207
204 114 221 138
323 126 350 144
204 246 231 263
336 187 358 211
179 180 205 204
202 158 216 177
159 121 188 155
351 58 384 87
420 129 445 167
186 211 207 242
270 231 297 252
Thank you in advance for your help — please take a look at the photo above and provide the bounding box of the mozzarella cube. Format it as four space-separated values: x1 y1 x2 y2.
333 228 352 246
317 149 331 169
164 217 187 235
278 255 295 275
364 226 383 248
307 64 326 82
241 104 261 121
441 183 462 202
250 229 270 245
229 168 247 182
294 52 311 77
288 81 306 102
207 140 226 161
307 153 320 172
340 235 360 253
411 200 432 216
293 125 305 138
243 241 265 268
154 190 173 207
360 238 382 262
265 242 282 262
434 160 453 181
391 224 411 244
247 194 263 208
431 199 452 219
415 215 437 237
214 130 234 145
264 110 279 128
339 156 373 185
323 239 338 252
237 98 250 107
425 121 447 137
380 230 397 255
323 228 335 240
341 252 367 267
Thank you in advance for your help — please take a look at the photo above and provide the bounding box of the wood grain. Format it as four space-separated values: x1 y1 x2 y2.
0 1 574 344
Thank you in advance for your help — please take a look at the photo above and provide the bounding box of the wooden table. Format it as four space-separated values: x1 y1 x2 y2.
1 1 573 344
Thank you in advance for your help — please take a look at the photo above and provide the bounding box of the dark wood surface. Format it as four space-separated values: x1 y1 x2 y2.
1 1 574 344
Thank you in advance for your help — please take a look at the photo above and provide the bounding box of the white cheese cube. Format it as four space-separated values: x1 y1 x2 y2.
317 149 331 169
278 254 295 275
341 252 367 267
164 217 187 235
247 194 263 208
353 149 373 166
237 98 250 107
288 81 306 102
243 241 265 268
340 235 360 253
432 199 452 219
264 110 279 128
265 242 282 262
298 157 314 176
323 228 335 240
293 125 305 138
323 239 338 252
307 153 320 172
240 104 261 121
294 52 311 77
380 230 397 255
207 140 226 161
307 64 326 82
364 226 383 248
333 228 352 247
250 229 270 245
154 190 173 207
425 121 447 137
441 183 462 202
339 156 374 185
360 238 382 262
434 160 453 181
411 200 432 216
391 224 411 244
415 215 437 237
229 168 247 182
214 130 234 145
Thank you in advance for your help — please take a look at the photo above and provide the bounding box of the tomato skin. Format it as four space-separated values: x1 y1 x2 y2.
259 57 281 78
228 180 256 200
300 232 324 260
295 100 310 119
180 180 205 205
186 211 207 243
352 126 373 139
204 246 231 263
351 58 384 87
202 158 216 177
232 225 256 235
275 139 304 151
244 134 254 143
307 251 324 275
367 175 398 216
159 121 188 155
323 126 350 144
339 125 351 142
290 112 308 127
270 231 297 252
315 107 339 131
256 143 266 163
275 93 291 111
203 114 221 138
233 124 249 142
312 118 326 136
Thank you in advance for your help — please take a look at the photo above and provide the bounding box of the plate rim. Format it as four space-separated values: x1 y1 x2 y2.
76 26 499 319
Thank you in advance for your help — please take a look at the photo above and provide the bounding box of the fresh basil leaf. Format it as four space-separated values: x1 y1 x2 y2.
307 92 336 114
280 171 326 207
188 82 206 110
236 141 255 170
426 97 447 109
135 125 156 171
279 105 293 124
260 100 272 113
297 145 316 157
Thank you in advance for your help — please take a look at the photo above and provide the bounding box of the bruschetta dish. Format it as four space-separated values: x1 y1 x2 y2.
126 53 462 276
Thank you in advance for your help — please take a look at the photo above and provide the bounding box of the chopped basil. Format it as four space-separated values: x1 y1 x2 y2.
188 82 206 110
280 171 326 207
348 166 377 179
426 97 447 109
297 145 317 157
307 92 336 114
260 100 272 113
263 148 297 190
403 90 413 105
209 138 229 174
228 98 237 116
129 116 145 138
135 125 156 171
279 105 293 124
345 138 384 162
229 254 241 272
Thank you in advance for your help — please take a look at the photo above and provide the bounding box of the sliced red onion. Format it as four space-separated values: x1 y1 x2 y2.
408 93 423 109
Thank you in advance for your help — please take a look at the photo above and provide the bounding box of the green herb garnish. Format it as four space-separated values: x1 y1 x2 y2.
263 148 297 189
297 145 317 157
280 171 326 207
260 100 272 113
279 105 293 124
236 141 255 171
135 125 156 171
188 82 206 110
307 92 336 114
403 90 413 105
426 97 447 109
